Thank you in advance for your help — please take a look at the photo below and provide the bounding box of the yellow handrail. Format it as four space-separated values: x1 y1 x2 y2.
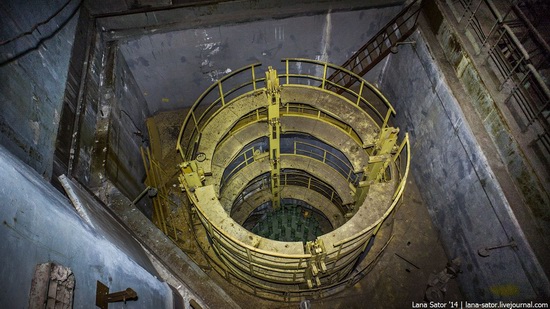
177 59 398 161
282 58 396 127
221 139 357 188
176 63 262 160
175 61 411 299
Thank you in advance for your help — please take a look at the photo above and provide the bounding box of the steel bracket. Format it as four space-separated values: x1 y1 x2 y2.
95 281 137 309
179 160 205 191
305 239 327 288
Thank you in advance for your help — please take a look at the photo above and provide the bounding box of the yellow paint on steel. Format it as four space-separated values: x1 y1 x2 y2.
177 59 397 161
140 146 168 235
145 118 163 161
174 61 411 300
266 67 282 209
176 63 262 160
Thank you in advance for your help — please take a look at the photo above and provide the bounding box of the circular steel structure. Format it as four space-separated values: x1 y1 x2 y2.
177 59 410 301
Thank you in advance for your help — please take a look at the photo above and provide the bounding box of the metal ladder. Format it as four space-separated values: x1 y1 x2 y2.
326 0 422 93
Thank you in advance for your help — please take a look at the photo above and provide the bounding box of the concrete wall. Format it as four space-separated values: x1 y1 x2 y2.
71 33 151 215
104 50 150 207
69 21 104 189
0 145 172 308
0 0 80 179
118 6 402 113
52 6 93 191
378 30 549 300
429 1 550 277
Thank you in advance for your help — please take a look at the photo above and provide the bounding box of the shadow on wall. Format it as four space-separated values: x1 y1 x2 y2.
378 30 549 300
0 145 172 308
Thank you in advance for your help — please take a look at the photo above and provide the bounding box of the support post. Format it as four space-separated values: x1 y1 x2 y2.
266 66 282 210
355 127 399 206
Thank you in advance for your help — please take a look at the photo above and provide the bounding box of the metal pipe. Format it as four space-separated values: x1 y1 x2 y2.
132 185 152 205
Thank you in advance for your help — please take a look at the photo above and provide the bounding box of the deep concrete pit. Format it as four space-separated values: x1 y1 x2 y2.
2 0 550 307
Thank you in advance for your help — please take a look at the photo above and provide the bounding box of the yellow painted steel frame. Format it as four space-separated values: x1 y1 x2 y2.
216 106 366 175
180 135 410 301
230 169 346 220
175 60 411 300
355 127 400 206
266 67 282 209
221 141 357 192
140 147 168 235
176 59 396 162
228 104 364 147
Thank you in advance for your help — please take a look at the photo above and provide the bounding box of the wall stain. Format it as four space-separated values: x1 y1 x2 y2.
490 284 520 297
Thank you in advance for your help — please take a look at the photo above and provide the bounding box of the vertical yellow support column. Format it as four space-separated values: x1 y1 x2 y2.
354 127 399 206
266 67 282 210
366 127 399 182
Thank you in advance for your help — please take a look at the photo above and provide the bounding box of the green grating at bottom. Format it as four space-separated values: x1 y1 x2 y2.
251 204 321 242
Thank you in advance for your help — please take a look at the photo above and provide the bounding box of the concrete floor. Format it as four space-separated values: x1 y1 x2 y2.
296 176 463 308
152 111 463 308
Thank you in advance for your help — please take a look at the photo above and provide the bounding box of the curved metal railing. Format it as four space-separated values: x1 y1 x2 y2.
177 60 409 301
221 145 262 185
282 58 396 129
229 170 346 222
221 140 357 187
176 63 264 161
291 141 358 185
177 59 397 161
186 134 410 300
